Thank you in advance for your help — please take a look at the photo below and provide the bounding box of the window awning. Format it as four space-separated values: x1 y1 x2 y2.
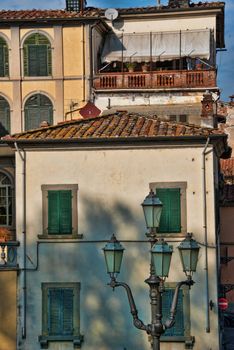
101 29 211 63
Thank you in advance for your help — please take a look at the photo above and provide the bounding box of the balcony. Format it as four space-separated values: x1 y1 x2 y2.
0 241 19 270
93 69 216 91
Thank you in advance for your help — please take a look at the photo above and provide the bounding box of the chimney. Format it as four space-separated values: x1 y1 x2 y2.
201 91 216 128
66 0 86 12
168 0 190 8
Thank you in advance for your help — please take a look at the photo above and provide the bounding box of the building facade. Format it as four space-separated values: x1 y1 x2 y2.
92 0 225 125
4 113 229 350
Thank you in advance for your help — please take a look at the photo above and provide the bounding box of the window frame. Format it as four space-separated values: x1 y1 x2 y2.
0 36 9 78
39 184 82 239
161 282 194 346
39 282 83 349
23 33 52 77
150 182 187 237
24 93 53 131
0 171 14 228
0 96 11 134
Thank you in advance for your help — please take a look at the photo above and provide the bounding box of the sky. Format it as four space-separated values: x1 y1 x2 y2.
0 0 233 101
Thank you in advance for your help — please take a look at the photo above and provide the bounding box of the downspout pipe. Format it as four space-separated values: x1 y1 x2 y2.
202 137 211 333
14 142 27 339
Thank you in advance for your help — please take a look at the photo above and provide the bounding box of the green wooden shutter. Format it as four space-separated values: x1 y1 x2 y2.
0 106 10 133
62 289 74 335
48 289 62 335
48 191 60 234
38 45 48 76
48 288 74 336
0 45 4 77
25 107 40 130
59 191 72 234
162 289 184 336
28 45 38 76
48 190 72 234
157 188 181 233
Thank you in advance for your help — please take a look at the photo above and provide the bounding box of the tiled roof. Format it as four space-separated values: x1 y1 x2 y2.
0 2 225 20
4 112 226 142
221 158 234 178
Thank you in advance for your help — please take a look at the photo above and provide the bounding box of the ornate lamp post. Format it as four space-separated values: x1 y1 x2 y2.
102 190 200 350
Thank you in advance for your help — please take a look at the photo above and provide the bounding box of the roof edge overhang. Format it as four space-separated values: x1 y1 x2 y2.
2 134 229 158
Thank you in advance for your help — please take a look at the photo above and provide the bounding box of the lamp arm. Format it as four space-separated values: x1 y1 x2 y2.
164 279 194 329
109 278 149 332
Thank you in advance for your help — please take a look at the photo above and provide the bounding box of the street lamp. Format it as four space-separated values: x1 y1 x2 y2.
102 190 200 350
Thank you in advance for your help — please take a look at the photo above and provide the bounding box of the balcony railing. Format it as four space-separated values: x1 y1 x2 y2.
93 69 216 90
0 241 19 269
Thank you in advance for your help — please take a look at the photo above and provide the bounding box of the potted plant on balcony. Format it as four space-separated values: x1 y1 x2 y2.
141 62 150 72
126 62 136 73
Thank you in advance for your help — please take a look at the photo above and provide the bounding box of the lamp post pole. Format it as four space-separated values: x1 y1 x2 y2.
103 191 200 350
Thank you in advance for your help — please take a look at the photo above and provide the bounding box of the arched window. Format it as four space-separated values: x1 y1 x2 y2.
0 96 10 135
0 37 9 77
25 94 53 130
23 33 52 76
0 172 13 226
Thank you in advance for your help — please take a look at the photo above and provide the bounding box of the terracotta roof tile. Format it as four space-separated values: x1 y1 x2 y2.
4 112 226 143
221 158 234 178
0 2 225 21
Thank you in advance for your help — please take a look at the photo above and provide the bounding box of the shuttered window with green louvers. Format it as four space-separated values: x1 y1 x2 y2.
23 33 52 76
48 190 72 235
40 282 83 347
0 37 9 77
156 188 181 233
48 288 74 336
24 94 53 131
162 288 184 336
0 96 10 134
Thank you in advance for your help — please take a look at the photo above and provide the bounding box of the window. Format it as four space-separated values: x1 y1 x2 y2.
0 37 9 77
24 94 53 131
0 96 10 134
161 284 193 345
23 33 52 77
39 283 83 349
0 172 13 226
169 115 187 123
150 182 187 235
40 184 81 239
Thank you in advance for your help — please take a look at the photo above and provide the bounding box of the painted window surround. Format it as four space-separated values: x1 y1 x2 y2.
39 184 82 239
150 182 187 237
39 282 83 349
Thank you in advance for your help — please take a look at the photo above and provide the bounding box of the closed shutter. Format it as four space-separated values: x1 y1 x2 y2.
48 190 72 234
59 191 72 234
48 289 62 335
28 44 48 76
25 107 40 130
162 288 184 336
48 191 60 234
0 105 10 133
28 45 38 76
38 45 48 76
63 289 74 335
0 45 4 76
39 106 53 126
48 288 74 336
157 188 181 233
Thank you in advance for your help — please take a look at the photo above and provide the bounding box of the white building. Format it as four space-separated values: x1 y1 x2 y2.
4 112 229 350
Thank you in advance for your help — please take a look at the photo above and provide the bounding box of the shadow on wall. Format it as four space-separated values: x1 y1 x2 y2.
24 194 218 349
0 272 16 350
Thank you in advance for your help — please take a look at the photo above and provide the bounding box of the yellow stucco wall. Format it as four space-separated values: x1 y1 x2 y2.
63 26 84 77
20 28 54 43
0 271 16 350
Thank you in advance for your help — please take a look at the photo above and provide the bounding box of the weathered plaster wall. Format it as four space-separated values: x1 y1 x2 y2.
15 145 219 350
0 271 17 350
107 15 216 36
